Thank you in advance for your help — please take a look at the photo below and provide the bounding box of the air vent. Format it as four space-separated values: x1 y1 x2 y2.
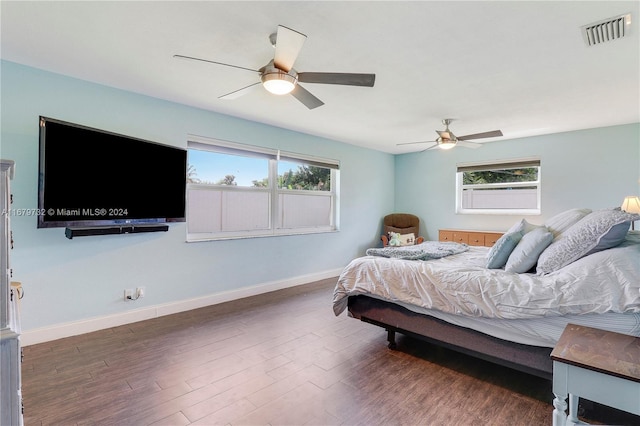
581 13 631 46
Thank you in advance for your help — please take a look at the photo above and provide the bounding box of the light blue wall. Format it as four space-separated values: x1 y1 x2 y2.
3 60 638 335
1 61 395 331
395 123 640 241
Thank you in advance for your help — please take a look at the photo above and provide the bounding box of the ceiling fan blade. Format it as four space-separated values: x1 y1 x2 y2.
396 140 437 146
173 54 260 73
219 82 262 100
457 141 483 149
291 84 324 109
273 25 307 72
436 130 455 139
457 130 503 140
298 72 376 87
422 143 440 152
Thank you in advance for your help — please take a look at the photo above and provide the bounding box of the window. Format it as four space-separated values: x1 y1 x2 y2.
456 158 541 215
186 136 339 241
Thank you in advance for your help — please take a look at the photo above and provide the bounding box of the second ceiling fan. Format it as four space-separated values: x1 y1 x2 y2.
398 119 503 151
174 25 376 109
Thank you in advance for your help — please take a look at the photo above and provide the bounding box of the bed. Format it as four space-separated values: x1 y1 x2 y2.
333 209 640 380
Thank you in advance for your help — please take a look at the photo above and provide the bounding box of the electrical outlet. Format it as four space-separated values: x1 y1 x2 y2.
136 286 145 299
124 289 134 301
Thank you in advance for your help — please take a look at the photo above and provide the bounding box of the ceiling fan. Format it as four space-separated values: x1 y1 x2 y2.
397 119 503 151
174 25 376 109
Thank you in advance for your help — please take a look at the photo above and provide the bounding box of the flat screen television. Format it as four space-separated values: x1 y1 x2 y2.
38 116 187 229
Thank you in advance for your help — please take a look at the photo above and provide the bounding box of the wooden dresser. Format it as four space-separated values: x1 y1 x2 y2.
439 229 503 247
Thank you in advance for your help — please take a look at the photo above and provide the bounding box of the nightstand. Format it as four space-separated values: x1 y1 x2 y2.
550 324 640 426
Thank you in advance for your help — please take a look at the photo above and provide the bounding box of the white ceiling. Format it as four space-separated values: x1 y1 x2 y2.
1 1 639 154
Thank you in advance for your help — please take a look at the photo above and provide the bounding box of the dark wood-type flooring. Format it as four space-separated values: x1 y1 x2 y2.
21 278 640 425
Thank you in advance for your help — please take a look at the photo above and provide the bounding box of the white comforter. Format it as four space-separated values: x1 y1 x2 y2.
333 233 640 319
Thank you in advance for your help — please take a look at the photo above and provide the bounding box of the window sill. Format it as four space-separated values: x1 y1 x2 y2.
186 228 339 243
456 208 541 215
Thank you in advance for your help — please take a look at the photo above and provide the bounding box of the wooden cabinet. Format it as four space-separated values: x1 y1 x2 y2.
483 232 502 247
438 230 454 243
0 159 22 426
439 229 503 247
453 232 469 244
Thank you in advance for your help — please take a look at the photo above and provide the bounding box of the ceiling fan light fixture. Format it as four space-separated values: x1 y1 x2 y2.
438 140 457 150
437 131 457 150
261 70 297 95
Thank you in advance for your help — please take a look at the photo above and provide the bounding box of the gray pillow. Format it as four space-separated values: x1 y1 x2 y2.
537 208 639 275
505 227 553 273
486 231 523 269
585 221 631 255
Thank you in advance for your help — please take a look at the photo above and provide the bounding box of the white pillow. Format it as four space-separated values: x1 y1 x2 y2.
507 218 540 235
505 227 554 273
544 208 592 240
537 208 638 275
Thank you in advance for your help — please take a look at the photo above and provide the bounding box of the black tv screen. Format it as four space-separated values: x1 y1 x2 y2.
38 116 187 229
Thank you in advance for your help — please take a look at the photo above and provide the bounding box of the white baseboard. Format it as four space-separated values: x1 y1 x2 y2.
21 268 342 346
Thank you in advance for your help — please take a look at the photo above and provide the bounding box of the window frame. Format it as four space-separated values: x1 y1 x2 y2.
455 157 541 215
186 135 339 242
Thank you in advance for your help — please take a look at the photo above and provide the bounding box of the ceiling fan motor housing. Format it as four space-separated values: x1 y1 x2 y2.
260 64 298 95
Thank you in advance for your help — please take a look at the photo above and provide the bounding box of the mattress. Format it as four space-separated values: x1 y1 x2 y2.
376 298 640 347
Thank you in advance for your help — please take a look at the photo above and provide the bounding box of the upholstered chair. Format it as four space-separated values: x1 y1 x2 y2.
380 213 425 247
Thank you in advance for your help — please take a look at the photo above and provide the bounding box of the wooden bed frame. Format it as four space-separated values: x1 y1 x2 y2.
347 295 553 380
